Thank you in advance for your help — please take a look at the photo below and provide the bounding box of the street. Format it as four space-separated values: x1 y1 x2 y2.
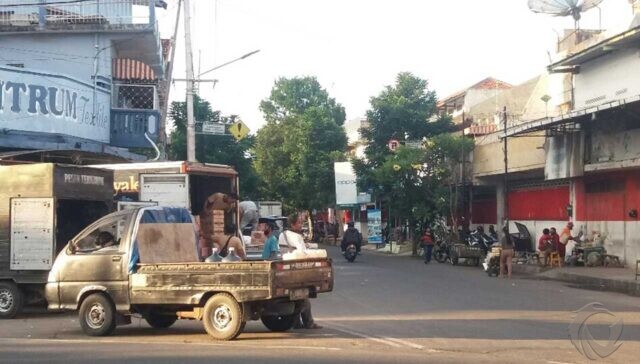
1 245 639 364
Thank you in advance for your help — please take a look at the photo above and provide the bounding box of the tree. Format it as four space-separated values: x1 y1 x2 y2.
254 76 348 213
359 72 452 169
168 95 261 199
354 72 452 249
426 134 475 237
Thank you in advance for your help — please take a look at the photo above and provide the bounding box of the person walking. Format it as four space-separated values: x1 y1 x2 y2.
500 225 514 279
420 227 435 264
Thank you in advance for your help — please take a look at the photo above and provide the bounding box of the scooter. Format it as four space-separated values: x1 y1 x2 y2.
344 243 357 263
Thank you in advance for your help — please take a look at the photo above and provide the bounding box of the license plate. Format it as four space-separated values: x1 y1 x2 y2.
289 288 309 300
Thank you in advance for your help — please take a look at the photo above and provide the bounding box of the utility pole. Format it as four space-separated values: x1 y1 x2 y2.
159 0 183 157
503 106 508 225
184 0 197 162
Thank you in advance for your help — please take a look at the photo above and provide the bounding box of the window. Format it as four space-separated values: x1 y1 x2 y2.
6 63 24 68
72 215 129 253
113 84 156 110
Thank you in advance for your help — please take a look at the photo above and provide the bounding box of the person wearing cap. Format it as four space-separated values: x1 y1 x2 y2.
558 222 575 266
341 221 362 254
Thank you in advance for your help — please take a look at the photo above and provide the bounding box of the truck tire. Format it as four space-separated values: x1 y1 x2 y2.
144 311 178 329
0 281 23 319
79 293 116 336
261 314 296 332
203 293 243 340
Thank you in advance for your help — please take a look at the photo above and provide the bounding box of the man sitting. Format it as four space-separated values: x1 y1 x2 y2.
537 228 553 266
341 221 362 254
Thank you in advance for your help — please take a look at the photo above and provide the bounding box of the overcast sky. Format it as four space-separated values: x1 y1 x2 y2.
157 0 632 134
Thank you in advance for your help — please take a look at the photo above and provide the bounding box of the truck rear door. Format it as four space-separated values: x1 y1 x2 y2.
10 198 55 271
272 259 333 300
140 173 190 208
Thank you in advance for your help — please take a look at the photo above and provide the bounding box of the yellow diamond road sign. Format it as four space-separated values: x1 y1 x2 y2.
229 121 250 141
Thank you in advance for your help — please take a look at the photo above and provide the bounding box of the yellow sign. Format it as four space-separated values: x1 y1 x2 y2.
228 121 250 141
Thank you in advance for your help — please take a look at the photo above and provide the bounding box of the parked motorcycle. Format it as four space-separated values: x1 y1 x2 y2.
434 240 450 263
344 243 357 263
483 243 502 277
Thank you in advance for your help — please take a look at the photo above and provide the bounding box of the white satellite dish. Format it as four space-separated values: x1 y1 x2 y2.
528 0 604 28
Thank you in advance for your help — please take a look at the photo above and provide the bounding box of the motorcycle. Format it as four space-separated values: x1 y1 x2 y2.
483 243 502 277
433 240 450 263
344 243 357 263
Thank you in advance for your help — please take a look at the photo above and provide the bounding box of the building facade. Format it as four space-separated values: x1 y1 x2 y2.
0 0 167 159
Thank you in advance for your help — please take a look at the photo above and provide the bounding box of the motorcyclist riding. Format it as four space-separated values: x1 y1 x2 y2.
341 221 362 254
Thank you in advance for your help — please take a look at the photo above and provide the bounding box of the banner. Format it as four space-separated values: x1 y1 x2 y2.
334 162 357 206
367 209 382 244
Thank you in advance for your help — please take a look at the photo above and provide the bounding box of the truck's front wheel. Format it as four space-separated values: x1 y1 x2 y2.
261 314 296 332
79 293 116 336
203 293 243 340
0 281 23 319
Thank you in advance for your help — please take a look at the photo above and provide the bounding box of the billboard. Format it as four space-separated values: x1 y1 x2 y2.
367 209 383 244
334 162 357 206
0 65 110 143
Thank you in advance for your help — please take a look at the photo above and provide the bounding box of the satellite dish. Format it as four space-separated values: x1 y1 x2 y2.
528 0 604 28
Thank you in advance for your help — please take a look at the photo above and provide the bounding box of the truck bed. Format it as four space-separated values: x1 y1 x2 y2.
130 258 333 305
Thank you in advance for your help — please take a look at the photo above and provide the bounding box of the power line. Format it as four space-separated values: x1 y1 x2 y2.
0 0 95 7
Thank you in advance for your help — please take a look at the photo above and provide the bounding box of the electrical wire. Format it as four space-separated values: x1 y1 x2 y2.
0 0 96 7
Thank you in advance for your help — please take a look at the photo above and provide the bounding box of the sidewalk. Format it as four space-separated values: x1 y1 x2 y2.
534 266 640 297
362 242 414 256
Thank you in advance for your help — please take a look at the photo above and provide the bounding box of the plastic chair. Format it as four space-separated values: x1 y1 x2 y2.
549 252 561 268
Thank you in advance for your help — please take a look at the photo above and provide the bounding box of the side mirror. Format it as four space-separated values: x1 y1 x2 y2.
68 241 76 254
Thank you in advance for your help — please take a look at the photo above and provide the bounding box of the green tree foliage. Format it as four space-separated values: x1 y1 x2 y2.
168 95 261 199
359 72 452 169
254 76 348 212
427 134 475 234
354 72 457 249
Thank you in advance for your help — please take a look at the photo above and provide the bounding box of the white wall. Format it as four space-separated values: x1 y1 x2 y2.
575 48 640 109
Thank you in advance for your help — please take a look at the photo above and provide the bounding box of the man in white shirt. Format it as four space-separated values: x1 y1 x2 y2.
278 213 307 253
279 212 321 329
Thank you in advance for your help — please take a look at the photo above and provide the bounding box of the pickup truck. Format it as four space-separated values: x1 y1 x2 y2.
45 206 333 340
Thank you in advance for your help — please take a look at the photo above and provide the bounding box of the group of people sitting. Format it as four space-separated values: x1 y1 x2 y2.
537 222 577 266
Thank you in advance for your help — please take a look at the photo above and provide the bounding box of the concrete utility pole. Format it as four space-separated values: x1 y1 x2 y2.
184 0 197 162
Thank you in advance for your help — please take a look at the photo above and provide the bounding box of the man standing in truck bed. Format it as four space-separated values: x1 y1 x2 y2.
200 192 238 255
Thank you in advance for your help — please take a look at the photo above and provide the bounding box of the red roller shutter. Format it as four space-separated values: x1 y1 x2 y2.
508 186 569 220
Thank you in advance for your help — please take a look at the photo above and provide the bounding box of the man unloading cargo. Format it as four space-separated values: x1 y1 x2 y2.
200 192 238 255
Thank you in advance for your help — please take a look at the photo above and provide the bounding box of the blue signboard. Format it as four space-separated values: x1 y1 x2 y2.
367 209 383 245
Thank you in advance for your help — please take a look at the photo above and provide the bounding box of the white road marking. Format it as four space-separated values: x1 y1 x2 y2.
0 338 341 351
324 322 423 350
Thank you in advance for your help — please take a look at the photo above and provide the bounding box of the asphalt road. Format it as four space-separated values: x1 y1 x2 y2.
1 245 639 363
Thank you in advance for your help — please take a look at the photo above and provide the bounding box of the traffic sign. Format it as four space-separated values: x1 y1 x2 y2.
202 122 226 135
229 120 250 141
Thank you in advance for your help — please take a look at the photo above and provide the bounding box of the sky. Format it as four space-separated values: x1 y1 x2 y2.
156 0 633 134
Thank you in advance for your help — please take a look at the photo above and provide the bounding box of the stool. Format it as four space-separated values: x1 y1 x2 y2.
549 252 561 268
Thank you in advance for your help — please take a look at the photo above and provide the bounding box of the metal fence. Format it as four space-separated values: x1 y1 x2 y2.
0 0 156 27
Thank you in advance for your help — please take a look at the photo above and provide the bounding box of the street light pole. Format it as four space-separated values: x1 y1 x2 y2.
184 0 197 162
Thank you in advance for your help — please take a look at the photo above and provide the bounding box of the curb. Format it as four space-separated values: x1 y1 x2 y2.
536 271 640 297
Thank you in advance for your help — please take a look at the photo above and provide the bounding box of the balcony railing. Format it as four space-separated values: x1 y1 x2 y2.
0 0 161 28
111 108 159 148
